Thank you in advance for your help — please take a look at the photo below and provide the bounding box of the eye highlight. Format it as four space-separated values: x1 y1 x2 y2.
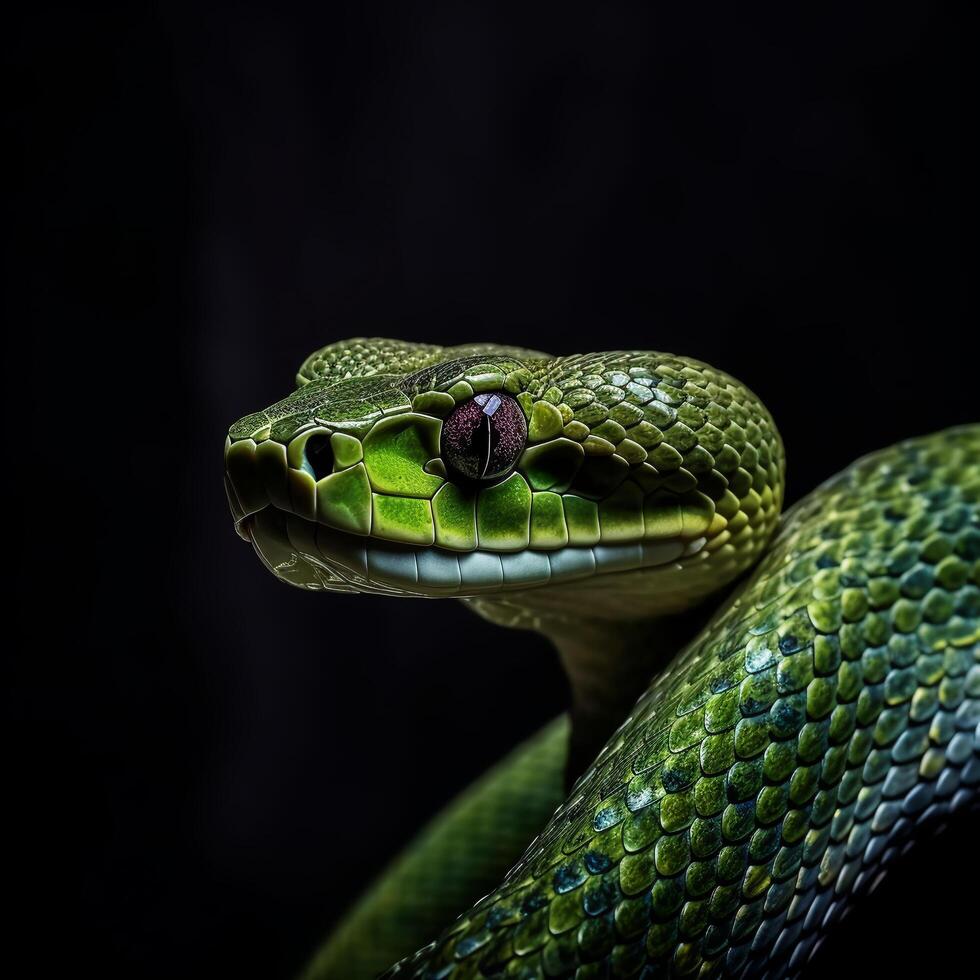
441 393 527 481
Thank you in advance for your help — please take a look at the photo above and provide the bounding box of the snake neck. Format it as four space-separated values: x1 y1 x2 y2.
468 593 723 788
551 609 721 786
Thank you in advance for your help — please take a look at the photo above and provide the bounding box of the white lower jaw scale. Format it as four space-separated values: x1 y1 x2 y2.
253 508 707 597
309 526 700 597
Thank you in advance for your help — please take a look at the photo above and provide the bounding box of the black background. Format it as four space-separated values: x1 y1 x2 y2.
7 3 976 978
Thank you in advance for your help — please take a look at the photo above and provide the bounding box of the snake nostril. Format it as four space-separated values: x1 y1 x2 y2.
304 433 334 481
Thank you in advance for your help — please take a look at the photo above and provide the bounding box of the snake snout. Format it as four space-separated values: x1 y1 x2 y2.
224 424 364 545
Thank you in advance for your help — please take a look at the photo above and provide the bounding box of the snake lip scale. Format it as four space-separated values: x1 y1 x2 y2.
225 338 979 979
232 503 711 599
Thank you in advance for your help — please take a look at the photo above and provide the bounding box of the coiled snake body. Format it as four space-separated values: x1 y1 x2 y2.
225 341 979 978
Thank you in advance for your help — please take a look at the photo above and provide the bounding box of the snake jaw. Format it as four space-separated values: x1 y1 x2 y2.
225 437 775 601
236 503 722 599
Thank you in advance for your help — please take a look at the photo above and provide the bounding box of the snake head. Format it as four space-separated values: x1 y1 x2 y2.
225 339 784 619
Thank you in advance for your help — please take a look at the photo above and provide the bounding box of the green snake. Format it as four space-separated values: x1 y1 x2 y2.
224 340 979 979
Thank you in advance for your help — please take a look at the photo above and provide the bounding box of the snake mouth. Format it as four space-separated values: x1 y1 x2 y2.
234 503 708 598
224 424 726 598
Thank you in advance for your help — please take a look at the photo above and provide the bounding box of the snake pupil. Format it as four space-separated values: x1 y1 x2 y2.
441 392 526 482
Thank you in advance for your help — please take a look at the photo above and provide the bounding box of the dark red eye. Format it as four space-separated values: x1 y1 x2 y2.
441 393 527 481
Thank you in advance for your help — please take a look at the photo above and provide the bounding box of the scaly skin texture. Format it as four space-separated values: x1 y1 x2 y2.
224 340 979 978
225 341 783 610
388 426 980 979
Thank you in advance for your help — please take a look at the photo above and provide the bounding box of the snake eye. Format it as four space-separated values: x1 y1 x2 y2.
441 393 527 481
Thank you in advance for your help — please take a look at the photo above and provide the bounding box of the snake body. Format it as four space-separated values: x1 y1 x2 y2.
225 341 979 978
